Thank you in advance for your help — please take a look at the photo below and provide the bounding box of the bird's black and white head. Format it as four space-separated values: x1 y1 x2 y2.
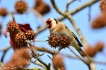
46 18 58 30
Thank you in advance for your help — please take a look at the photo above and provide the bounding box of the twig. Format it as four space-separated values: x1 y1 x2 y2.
60 52 79 59
58 0 100 21
88 6 91 21
87 62 96 70
30 8 45 25
31 60 46 69
0 46 11 62
66 0 76 12
68 47 87 63
36 26 47 35
0 46 11 52
33 39 47 42
30 46 55 55
32 50 51 70
1 50 7 62
9 12 15 21
68 47 96 70
26 41 51 70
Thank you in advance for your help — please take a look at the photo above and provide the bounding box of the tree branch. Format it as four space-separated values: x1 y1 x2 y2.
58 0 100 21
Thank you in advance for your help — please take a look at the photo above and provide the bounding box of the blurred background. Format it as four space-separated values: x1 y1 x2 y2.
0 0 106 70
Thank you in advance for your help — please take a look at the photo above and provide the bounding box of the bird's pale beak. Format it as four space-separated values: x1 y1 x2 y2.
44 24 49 27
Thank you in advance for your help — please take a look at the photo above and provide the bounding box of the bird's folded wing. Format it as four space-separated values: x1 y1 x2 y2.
64 24 83 47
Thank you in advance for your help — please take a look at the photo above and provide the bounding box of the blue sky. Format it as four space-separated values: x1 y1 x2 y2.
0 0 106 70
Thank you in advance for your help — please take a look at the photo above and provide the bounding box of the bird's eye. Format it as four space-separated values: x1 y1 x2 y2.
46 20 51 25
47 22 51 25
54 18 58 24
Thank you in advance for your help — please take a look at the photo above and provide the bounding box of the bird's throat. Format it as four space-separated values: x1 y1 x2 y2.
48 23 52 29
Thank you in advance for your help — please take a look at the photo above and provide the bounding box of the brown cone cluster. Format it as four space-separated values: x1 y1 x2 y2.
15 32 27 46
52 54 66 70
100 0 106 13
0 7 7 17
3 48 31 70
15 0 28 14
84 42 104 57
25 30 36 40
48 34 61 48
33 0 51 15
48 34 71 49
60 34 71 48
7 21 19 33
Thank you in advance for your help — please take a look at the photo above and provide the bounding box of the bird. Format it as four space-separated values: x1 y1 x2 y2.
45 18 86 57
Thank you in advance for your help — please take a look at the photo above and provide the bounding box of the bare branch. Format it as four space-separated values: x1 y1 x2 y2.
66 0 76 12
31 50 51 70
35 26 47 35
88 6 91 21
68 47 87 63
30 8 45 25
58 0 100 21
30 46 55 55
31 61 46 69
0 46 11 52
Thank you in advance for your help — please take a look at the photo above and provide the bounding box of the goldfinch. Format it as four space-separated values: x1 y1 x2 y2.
46 18 86 57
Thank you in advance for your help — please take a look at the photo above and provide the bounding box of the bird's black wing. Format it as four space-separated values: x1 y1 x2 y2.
64 24 83 47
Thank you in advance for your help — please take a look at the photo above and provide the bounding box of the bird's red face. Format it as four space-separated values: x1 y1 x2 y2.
46 18 52 29
46 18 57 30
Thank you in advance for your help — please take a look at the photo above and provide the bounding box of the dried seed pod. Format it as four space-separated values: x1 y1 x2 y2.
48 34 61 48
7 21 19 33
95 42 104 52
15 32 27 46
100 0 106 13
33 0 51 15
15 1 28 14
0 8 7 17
52 54 65 70
91 13 106 29
25 30 36 40
84 46 96 57
60 34 71 48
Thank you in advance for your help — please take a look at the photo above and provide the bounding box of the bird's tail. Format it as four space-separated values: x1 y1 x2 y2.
72 42 86 57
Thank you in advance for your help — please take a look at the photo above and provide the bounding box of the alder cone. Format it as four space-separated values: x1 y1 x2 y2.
15 1 28 14
15 32 27 46
7 21 19 33
25 30 36 40
0 8 7 17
